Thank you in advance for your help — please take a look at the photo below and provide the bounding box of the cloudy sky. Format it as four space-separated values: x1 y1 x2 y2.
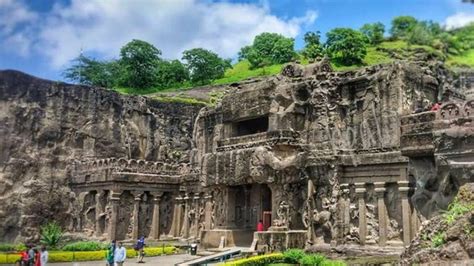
1 0 473 81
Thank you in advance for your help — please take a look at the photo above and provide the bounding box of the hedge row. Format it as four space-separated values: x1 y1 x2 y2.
0 247 176 264
219 253 284 266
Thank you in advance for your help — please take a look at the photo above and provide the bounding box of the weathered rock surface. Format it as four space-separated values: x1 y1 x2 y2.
400 184 474 265
0 70 202 242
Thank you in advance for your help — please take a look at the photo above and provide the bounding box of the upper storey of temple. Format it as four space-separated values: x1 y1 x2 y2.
192 60 464 186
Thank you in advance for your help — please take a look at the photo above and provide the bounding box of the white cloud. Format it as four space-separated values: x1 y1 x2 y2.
1 0 317 69
0 0 38 35
445 12 474 29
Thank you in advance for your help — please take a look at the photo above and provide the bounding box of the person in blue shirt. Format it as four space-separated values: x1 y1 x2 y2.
135 236 146 263
114 241 126 266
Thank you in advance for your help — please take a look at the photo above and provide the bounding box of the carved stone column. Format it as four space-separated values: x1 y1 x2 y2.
339 184 350 243
411 207 420 240
95 190 104 237
131 191 143 240
374 182 388 246
181 194 191 238
192 194 201 238
169 195 183 237
355 183 367 245
149 192 163 240
399 181 412 246
108 190 122 241
203 192 213 230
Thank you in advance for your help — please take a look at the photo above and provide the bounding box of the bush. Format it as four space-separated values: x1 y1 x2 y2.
299 254 327 266
219 253 283 266
0 253 22 264
325 28 368 65
40 222 63 248
283 249 306 263
431 232 446 248
62 241 108 251
0 244 16 252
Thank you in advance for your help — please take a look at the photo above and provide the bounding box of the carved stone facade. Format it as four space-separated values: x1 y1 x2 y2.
0 62 471 252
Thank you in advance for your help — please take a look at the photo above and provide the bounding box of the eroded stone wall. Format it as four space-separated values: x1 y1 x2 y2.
0 70 202 242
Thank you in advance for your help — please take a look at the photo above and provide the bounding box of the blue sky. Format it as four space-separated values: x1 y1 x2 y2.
1 0 473 81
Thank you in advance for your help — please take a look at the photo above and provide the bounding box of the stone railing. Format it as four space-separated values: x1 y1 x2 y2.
70 157 183 176
216 130 300 151
400 100 473 157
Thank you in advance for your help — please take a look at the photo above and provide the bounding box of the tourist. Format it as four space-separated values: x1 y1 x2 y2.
27 245 35 266
34 249 40 266
431 102 442 111
257 219 264 232
19 248 29 266
114 241 127 266
106 240 116 266
135 236 146 263
40 246 48 266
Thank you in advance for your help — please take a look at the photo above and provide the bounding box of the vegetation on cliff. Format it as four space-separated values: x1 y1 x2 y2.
63 16 474 96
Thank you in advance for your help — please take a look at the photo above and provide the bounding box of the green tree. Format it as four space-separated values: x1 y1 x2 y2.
239 32 295 68
360 22 385 45
120 39 161 89
40 222 63 248
182 48 231 84
325 28 368 65
63 54 121 87
390 16 418 39
408 22 434 45
302 31 324 59
156 60 189 87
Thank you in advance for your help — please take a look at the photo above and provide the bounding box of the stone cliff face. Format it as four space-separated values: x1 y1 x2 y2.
0 70 202 242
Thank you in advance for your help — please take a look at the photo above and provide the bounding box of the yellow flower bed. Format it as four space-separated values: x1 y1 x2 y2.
219 253 284 266
0 246 176 264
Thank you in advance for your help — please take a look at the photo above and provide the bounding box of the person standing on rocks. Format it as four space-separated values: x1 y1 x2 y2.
114 241 126 266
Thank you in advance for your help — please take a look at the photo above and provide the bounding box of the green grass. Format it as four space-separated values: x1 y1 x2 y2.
211 60 284 85
153 95 208 106
447 49 474 68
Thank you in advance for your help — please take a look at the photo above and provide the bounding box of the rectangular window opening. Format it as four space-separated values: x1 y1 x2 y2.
234 116 269 137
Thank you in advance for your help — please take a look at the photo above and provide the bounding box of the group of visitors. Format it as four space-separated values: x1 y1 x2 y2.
105 236 145 266
18 245 48 266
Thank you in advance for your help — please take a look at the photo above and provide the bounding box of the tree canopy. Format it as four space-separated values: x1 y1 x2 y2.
239 32 295 68
325 28 368 65
120 39 162 89
302 31 324 59
182 48 231 84
360 22 385 45
390 16 418 39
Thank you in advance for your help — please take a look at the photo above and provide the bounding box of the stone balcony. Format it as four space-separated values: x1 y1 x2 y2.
400 100 473 157
68 157 183 188
216 130 301 151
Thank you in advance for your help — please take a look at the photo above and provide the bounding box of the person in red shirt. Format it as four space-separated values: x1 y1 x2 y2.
431 102 441 111
257 220 264 232
34 249 41 266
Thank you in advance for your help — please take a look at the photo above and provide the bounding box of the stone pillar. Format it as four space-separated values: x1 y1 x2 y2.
355 183 367 245
204 193 213 230
399 181 412 246
169 195 183 237
149 192 163 240
411 207 420 240
131 191 143 240
95 190 104 237
339 184 350 243
108 190 122 241
268 184 281 225
224 187 236 229
181 194 191 238
374 182 388 246
193 194 201 238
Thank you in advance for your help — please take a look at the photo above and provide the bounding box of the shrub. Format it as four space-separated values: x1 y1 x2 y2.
299 254 327 266
443 198 473 225
283 248 306 263
126 246 176 258
0 253 22 264
219 253 283 266
62 241 108 251
0 244 16 252
40 222 63 248
431 232 446 248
